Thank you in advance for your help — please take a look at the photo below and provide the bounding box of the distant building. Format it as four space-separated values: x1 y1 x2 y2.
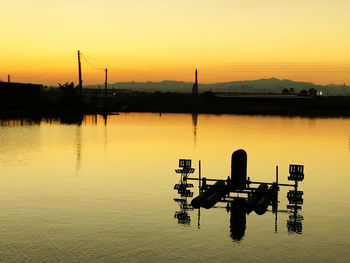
0 81 42 108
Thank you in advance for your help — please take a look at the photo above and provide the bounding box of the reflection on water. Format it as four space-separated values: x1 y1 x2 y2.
173 192 304 242
76 125 82 171
174 197 192 225
287 204 303 234
173 159 195 225
60 113 83 125
174 193 304 242
0 117 41 126
0 113 114 127
229 198 246 241
192 113 198 144
103 113 108 126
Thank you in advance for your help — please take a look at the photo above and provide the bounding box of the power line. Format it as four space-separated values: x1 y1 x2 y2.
80 53 105 71
8 51 108 84
11 53 76 80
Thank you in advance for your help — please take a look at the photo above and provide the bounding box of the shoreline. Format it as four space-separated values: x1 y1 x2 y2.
1 92 350 119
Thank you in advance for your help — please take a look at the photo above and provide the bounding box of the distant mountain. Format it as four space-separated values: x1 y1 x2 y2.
84 78 350 96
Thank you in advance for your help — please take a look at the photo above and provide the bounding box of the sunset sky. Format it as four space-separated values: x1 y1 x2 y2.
1 0 350 85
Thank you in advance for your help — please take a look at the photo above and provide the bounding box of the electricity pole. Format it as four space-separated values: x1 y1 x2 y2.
78 50 83 91
104 68 108 99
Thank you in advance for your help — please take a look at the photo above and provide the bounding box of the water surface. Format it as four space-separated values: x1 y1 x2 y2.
0 113 349 262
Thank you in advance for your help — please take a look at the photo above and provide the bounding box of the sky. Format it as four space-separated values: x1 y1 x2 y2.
1 0 350 85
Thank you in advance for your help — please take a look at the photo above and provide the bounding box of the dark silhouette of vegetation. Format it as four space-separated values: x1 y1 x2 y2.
202 91 216 99
1 83 350 117
299 90 308 96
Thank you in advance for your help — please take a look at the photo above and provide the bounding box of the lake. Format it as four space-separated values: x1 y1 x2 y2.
0 113 349 262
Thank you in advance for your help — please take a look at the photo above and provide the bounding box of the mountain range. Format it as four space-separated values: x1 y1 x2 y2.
84 78 350 96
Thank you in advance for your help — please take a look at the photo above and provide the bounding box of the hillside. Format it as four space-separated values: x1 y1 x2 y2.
83 78 350 96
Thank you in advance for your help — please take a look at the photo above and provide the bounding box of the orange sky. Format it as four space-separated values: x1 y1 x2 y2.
1 0 350 85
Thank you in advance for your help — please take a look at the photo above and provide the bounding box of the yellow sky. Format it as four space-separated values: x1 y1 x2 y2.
1 0 350 85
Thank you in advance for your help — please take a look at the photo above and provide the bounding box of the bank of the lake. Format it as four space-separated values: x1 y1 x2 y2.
1 92 350 118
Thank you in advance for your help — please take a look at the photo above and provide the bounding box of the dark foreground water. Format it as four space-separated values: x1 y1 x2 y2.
0 113 349 262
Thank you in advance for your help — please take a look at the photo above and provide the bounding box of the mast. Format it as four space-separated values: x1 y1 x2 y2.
192 68 198 96
195 69 198 84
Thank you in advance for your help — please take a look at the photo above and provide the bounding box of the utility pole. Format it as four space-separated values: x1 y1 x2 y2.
78 50 83 91
104 68 108 99
8 74 10 83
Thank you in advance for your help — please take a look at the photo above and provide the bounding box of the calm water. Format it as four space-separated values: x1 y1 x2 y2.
0 113 349 262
